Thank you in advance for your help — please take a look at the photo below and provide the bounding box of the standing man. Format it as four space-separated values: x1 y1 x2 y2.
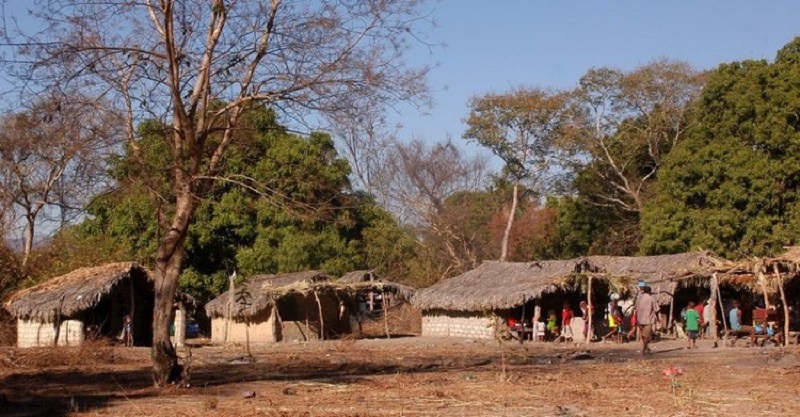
635 286 660 355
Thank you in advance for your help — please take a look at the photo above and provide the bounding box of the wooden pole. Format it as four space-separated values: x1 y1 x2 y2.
305 297 310 341
774 264 791 347
224 273 235 343
586 276 593 344
314 289 325 340
758 271 771 308
667 290 675 336
709 273 719 343
53 295 65 347
273 304 285 343
715 274 728 345
383 289 391 339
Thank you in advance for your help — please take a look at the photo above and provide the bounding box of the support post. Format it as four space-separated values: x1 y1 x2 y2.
774 264 791 347
709 273 719 343
383 288 391 339
53 295 65 347
667 290 675 336
273 304 285 342
314 289 325 340
715 273 728 345
586 276 593 344
224 272 235 343
532 300 540 343
758 271 771 308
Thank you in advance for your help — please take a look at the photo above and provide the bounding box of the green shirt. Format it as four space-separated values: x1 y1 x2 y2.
685 309 700 332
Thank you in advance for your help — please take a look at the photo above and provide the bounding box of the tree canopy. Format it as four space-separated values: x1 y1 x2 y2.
641 37 800 257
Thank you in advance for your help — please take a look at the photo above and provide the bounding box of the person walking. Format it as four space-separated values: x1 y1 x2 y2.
635 286 660 355
684 301 700 349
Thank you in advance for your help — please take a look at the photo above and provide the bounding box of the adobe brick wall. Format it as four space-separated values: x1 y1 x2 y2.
211 310 276 345
421 311 494 339
17 318 84 348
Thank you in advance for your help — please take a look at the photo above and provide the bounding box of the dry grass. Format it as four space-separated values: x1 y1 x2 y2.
1 338 799 416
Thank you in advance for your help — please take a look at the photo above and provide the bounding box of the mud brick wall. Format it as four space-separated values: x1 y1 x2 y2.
17 318 84 348
421 310 494 339
211 310 276 345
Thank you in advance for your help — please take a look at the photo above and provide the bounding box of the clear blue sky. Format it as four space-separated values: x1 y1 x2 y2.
395 1 800 150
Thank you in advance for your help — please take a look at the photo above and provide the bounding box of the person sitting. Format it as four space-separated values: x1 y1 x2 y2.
729 300 756 346
766 321 783 346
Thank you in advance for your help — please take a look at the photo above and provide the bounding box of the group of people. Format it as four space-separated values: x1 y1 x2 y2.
681 299 785 347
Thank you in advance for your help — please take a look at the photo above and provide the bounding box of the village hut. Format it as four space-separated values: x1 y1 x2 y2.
205 271 348 344
722 247 800 344
338 270 420 337
412 259 617 341
412 252 745 341
4 262 155 348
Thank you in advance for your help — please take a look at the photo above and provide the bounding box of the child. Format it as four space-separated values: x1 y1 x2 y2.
560 302 574 341
684 301 700 349
546 310 559 338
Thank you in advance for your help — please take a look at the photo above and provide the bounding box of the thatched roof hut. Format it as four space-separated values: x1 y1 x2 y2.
204 270 331 318
412 252 742 311
412 259 596 311
4 262 149 321
205 270 418 319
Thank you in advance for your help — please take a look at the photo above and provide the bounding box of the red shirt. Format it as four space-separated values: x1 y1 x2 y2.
694 304 705 324
562 308 573 326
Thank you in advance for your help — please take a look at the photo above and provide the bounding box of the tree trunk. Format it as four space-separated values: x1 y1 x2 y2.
21 215 35 268
151 190 194 387
499 180 519 262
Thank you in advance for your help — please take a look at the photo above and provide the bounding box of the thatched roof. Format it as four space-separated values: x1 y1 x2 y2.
714 247 800 293
4 262 149 321
205 270 418 319
339 270 378 284
204 270 332 318
412 259 594 311
337 270 416 300
412 252 739 311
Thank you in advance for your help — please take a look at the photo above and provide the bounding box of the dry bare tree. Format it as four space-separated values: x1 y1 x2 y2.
572 59 705 212
0 0 430 385
0 97 120 268
376 138 489 276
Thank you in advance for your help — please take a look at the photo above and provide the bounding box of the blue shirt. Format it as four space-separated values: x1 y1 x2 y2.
729 308 741 331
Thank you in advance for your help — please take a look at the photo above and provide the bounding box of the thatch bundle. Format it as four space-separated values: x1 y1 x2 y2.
412 252 742 311
4 262 148 321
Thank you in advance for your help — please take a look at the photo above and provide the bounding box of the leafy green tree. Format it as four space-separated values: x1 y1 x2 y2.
641 37 800 257
463 88 572 261
79 106 393 302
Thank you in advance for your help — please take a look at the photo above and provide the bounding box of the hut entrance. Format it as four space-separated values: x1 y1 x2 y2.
506 280 614 342
79 270 154 346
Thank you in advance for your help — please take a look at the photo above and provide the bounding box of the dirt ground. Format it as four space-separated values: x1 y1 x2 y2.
1 336 799 417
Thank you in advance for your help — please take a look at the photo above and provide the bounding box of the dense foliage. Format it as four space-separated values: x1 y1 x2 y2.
641 38 800 257
73 107 409 302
